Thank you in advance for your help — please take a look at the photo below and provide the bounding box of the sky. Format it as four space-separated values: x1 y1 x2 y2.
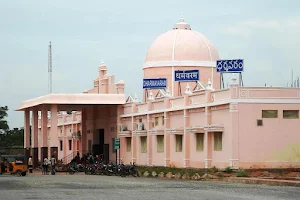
1 0 300 128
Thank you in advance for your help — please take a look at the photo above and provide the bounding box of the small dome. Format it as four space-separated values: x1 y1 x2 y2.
144 17 219 67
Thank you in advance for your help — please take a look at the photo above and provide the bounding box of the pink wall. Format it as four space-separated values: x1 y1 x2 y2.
151 135 165 166
169 114 184 128
211 108 231 168
137 136 147 165
169 134 184 167
189 111 206 126
189 133 206 168
238 103 300 168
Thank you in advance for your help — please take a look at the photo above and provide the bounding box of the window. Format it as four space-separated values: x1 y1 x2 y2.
162 116 164 126
69 140 72 151
112 138 116 153
155 117 159 126
70 129 72 133
196 133 204 152
214 132 222 151
175 135 183 152
157 135 164 152
88 140 92 154
140 136 147 153
262 110 278 118
60 140 63 151
139 119 142 123
283 110 299 119
126 137 132 152
60 129 62 133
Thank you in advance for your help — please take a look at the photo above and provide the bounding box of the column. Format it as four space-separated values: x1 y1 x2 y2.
50 104 58 161
41 107 48 161
204 131 212 168
183 95 190 168
146 101 153 166
164 98 171 167
81 108 87 153
31 110 39 168
24 110 31 164
131 116 137 164
204 89 212 168
229 103 239 169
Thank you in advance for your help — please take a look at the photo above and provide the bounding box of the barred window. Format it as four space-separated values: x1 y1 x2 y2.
175 135 183 152
157 135 164 152
283 110 299 119
196 133 204 152
126 137 132 152
262 110 278 118
140 136 147 153
155 117 159 126
214 132 222 151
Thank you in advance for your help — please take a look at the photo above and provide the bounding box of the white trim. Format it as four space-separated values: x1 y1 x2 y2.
193 31 212 62
143 61 216 68
172 30 179 96
120 98 300 118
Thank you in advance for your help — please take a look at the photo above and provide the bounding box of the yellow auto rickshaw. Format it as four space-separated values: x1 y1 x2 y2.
0 155 27 176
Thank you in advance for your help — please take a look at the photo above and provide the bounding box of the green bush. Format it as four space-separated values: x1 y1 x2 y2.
236 169 248 177
210 166 219 173
224 166 233 174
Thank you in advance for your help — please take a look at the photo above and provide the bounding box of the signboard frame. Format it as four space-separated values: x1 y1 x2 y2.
174 70 199 82
216 59 244 73
143 78 167 89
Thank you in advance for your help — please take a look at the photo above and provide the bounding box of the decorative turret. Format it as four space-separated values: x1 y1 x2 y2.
133 93 139 103
184 83 192 95
206 79 213 90
173 16 191 30
148 90 154 101
165 87 172 97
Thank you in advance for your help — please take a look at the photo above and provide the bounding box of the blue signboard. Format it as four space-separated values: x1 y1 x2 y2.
175 70 199 82
216 59 244 73
143 78 167 89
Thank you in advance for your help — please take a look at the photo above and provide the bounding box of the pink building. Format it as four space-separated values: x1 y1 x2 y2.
18 18 300 169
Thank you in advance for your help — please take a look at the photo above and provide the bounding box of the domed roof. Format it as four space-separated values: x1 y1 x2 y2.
144 17 219 68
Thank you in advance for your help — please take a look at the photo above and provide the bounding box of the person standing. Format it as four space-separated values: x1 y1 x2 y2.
50 155 56 175
43 157 48 175
28 156 33 173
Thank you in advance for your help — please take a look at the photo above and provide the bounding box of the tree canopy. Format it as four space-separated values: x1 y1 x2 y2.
0 106 24 148
0 106 9 134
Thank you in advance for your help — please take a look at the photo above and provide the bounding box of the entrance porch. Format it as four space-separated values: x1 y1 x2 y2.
17 93 125 167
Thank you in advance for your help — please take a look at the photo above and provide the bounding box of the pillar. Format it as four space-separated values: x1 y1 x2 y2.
204 89 213 168
81 108 87 153
164 98 171 167
131 103 137 164
24 110 31 164
41 108 48 161
183 95 190 168
229 102 239 169
31 110 39 168
146 101 153 166
50 104 58 161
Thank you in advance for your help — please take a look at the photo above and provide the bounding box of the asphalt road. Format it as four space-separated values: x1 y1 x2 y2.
0 173 299 200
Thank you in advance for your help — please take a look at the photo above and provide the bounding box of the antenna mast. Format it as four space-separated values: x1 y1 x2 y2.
48 41 52 93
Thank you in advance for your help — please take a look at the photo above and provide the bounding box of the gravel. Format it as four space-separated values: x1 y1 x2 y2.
0 173 299 200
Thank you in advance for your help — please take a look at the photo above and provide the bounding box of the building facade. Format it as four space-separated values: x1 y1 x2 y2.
18 18 300 169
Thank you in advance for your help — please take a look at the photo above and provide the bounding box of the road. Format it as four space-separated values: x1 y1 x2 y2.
0 173 299 200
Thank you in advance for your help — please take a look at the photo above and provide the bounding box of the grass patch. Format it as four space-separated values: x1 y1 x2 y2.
236 169 248 177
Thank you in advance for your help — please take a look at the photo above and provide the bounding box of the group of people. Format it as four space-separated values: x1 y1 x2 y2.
72 152 102 165
42 155 57 175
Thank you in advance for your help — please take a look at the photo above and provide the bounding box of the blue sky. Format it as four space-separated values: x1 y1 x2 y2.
1 0 300 128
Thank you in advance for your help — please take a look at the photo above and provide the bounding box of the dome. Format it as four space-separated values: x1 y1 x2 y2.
144 17 219 68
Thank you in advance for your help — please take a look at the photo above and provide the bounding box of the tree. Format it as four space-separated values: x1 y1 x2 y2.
0 106 9 134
